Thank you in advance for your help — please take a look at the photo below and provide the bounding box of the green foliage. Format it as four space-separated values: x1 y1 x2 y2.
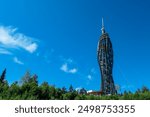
0 69 150 100
0 81 9 99
69 85 74 93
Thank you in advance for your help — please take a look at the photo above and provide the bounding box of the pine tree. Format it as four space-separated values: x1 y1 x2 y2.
79 88 87 95
20 71 31 85
0 68 6 83
62 86 67 94
142 86 149 93
69 85 74 92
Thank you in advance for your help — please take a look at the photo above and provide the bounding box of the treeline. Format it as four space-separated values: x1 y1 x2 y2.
0 69 150 100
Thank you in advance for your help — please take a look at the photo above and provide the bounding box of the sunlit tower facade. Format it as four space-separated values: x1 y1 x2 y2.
97 18 116 95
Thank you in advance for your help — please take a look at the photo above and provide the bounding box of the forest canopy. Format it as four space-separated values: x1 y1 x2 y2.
0 69 150 100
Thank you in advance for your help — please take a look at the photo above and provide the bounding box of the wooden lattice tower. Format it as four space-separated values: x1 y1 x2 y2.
97 18 116 95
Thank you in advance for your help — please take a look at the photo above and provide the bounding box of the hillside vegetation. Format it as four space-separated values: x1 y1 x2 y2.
0 69 150 100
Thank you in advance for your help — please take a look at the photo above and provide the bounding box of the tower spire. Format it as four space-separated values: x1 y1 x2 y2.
101 17 105 34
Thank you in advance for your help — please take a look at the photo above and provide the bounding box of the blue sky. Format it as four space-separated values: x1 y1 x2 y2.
0 0 150 92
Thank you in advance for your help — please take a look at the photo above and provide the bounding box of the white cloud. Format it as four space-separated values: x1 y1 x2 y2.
60 63 77 74
61 63 68 72
87 75 92 80
13 57 24 65
0 26 38 53
60 57 78 74
69 68 77 74
0 48 12 55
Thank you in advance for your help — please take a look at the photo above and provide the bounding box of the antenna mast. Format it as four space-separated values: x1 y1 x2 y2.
101 17 105 34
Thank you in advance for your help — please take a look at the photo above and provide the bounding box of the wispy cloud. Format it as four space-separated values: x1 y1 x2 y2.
66 58 73 63
87 75 92 80
121 85 134 90
90 68 96 74
13 57 24 65
60 57 78 74
59 56 74 64
0 48 12 55
0 26 38 53
60 63 77 74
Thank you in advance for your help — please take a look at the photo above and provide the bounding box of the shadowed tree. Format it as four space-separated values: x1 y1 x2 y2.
19 71 31 85
142 86 149 93
79 88 87 95
0 68 6 83
69 85 74 93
